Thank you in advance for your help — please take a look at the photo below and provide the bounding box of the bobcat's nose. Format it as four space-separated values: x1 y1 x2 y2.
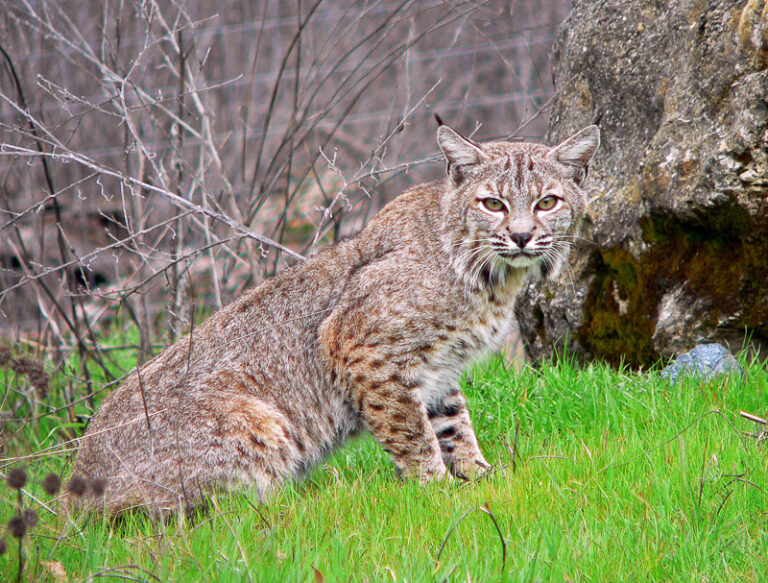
509 232 533 249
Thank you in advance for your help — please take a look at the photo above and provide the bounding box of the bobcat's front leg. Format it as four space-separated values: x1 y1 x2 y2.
320 285 447 482
427 387 490 480
326 346 446 480
350 367 447 481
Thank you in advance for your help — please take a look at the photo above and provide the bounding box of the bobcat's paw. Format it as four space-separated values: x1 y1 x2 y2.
449 456 492 482
397 454 448 483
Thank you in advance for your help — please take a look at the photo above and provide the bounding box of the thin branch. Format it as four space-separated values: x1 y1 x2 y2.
0 137 304 262
435 507 474 567
479 503 507 574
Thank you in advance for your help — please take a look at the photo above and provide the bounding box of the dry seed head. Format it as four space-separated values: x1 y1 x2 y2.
0 346 10 367
12 356 38 376
8 515 26 539
66 476 87 497
89 478 106 497
11 356 49 397
28 370 50 398
41 472 61 496
22 509 38 528
7 467 27 490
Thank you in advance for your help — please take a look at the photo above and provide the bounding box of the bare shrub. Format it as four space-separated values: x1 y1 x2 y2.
0 1 570 391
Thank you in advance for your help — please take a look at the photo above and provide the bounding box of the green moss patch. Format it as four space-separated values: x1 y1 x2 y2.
579 204 768 367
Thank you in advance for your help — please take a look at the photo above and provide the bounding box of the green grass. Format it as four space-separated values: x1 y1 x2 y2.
2 351 767 582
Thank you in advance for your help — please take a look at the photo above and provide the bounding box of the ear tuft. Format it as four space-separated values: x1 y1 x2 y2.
436 125 486 184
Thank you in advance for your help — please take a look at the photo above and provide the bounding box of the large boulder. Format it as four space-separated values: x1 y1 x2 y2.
516 0 768 366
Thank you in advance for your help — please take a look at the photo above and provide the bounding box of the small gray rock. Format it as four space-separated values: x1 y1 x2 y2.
661 343 744 384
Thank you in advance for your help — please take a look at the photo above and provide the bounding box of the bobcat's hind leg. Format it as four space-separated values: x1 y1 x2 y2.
190 371 306 497
427 387 490 480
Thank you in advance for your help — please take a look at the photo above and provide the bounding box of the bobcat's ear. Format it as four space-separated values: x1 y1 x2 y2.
437 125 487 185
548 125 600 185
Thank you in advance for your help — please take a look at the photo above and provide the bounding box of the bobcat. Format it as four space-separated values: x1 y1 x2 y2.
71 121 600 514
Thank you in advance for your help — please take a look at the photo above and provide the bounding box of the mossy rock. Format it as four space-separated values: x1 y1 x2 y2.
516 0 768 366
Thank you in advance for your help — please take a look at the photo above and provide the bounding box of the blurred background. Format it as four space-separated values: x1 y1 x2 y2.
1 0 570 368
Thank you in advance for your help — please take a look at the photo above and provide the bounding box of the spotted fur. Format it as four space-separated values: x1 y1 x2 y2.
71 123 599 514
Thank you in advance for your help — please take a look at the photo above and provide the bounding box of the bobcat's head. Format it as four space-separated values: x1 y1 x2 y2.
437 122 600 287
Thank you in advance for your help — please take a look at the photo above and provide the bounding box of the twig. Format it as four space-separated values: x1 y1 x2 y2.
435 507 473 567
0 138 305 261
739 410 767 425
739 410 768 444
169 25 188 341
479 503 507 574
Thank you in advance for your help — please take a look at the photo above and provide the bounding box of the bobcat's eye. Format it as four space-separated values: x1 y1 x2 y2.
481 198 505 212
536 195 559 212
